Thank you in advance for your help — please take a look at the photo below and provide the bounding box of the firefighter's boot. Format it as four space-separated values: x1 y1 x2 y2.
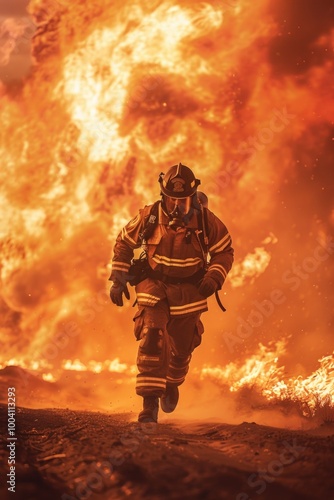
160 383 179 413
138 396 159 423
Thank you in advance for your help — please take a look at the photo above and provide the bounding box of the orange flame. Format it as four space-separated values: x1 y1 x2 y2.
201 341 334 415
0 0 333 417
229 233 277 287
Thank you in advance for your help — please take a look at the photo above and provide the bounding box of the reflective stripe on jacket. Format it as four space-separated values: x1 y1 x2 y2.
111 202 234 287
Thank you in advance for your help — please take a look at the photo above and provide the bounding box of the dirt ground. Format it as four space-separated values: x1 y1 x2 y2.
1 401 334 500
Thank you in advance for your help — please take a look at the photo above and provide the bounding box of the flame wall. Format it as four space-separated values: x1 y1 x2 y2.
0 0 333 373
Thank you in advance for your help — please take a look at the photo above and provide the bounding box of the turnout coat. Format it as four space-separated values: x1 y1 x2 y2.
110 202 234 317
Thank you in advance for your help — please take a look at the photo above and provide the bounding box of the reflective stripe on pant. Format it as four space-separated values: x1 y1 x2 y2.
134 299 169 397
133 299 204 397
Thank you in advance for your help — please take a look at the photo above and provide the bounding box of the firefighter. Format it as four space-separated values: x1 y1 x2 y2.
109 163 234 423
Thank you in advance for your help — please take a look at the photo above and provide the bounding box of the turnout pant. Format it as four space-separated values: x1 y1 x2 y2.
133 279 206 397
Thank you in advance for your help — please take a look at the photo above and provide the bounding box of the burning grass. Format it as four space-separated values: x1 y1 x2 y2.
200 341 334 425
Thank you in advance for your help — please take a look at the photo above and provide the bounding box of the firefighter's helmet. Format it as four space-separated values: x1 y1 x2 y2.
158 163 200 198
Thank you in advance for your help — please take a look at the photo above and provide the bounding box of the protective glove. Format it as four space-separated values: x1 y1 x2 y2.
110 281 130 306
198 275 220 298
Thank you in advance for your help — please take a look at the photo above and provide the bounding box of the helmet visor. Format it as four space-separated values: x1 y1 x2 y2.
165 196 192 216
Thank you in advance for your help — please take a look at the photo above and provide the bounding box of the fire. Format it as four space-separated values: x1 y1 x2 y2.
0 0 333 418
201 340 287 391
201 341 334 416
263 355 334 407
0 357 133 374
229 247 271 288
227 233 278 287
62 358 133 374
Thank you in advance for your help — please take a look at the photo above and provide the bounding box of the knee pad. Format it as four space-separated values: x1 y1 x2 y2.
170 353 191 367
139 327 163 356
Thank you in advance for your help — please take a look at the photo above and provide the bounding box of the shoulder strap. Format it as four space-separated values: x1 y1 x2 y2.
196 206 209 254
140 200 160 243
140 201 209 254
